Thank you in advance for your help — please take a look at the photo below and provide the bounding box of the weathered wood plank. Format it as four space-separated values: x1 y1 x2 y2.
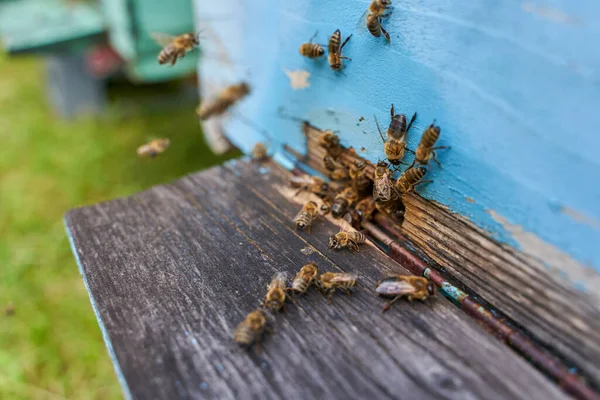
65 159 568 400
300 123 600 386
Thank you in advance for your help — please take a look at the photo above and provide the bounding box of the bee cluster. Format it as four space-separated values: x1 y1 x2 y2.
234 263 358 348
234 264 436 349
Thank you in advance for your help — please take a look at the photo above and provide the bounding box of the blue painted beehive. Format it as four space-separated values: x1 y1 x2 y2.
194 0 600 386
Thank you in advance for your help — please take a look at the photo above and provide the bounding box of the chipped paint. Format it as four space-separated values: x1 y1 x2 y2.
283 69 310 89
560 206 600 231
488 210 600 299
465 197 476 204
522 2 581 25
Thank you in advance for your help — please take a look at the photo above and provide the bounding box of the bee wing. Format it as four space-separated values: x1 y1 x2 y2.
150 32 176 47
271 272 288 287
339 213 358 232
330 273 358 283
355 9 369 32
376 280 417 295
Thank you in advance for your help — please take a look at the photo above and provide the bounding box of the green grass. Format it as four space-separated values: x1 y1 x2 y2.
0 54 237 399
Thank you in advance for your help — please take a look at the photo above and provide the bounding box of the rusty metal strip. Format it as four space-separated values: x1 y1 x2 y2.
362 219 600 400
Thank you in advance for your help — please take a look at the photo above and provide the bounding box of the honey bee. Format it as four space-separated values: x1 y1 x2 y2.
408 121 449 169
328 29 352 71
354 197 377 222
295 200 319 232
396 166 431 194
290 263 319 295
318 130 343 158
374 198 404 220
358 0 392 41
251 143 268 162
136 138 170 158
376 275 436 312
289 175 329 198
329 216 367 253
348 159 370 194
299 31 325 58
323 156 349 181
234 309 267 347
316 272 358 303
263 272 288 312
196 82 251 120
151 32 200 66
331 187 359 219
372 161 398 203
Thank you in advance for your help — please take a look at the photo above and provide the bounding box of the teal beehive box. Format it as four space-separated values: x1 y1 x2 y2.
102 0 197 82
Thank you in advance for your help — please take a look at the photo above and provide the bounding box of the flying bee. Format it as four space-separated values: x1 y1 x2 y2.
251 142 268 162
331 187 359 219
349 159 371 194
289 175 329 198
290 263 319 295
323 156 349 181
196 82 251 120
234 309 267 348
396 166 431 195
408 121 450 169
263 272 288 312
299 31 325 58
376 276 436 312
136 138 170 158
151 32 200 66
328 29 352 71
316 272 358 303
329 215 367 253
318 130 343 158
373 161 398 203
295 200 319 232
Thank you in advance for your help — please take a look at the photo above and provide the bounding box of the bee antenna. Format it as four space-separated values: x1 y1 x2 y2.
373 114 386 144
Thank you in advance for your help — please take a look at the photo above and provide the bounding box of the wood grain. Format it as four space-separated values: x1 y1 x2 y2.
65 159 567 400
301 123 600 387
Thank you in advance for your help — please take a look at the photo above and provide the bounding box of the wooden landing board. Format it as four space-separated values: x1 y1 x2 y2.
65 160 568 400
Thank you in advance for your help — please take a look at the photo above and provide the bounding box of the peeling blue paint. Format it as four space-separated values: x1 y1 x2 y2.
195 1 600 271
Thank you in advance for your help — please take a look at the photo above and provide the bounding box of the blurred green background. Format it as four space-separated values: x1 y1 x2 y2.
0 53 236 399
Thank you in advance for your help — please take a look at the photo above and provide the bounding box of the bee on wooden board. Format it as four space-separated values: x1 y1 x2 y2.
331 187 359 219
328 29 352 71
316 272 358 303
376 275 436 312
328 215 367 253
289 175 329 198
290 263 319 295
136 138 170 158
374 197 405 220
349 159 371 194
251 142 269 162
263 272 288 312
295 200 320 232
372 160 399 203
318 130 343 158
151 32 200 66
323 156 349 181
396 166 431 195
196 82 251 120
234 309 268 348
408 121 450 169
299 31 325 59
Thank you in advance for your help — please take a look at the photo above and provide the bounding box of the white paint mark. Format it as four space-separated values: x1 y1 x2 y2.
487 210 600 300
283 69 311 89
522 2 581 25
